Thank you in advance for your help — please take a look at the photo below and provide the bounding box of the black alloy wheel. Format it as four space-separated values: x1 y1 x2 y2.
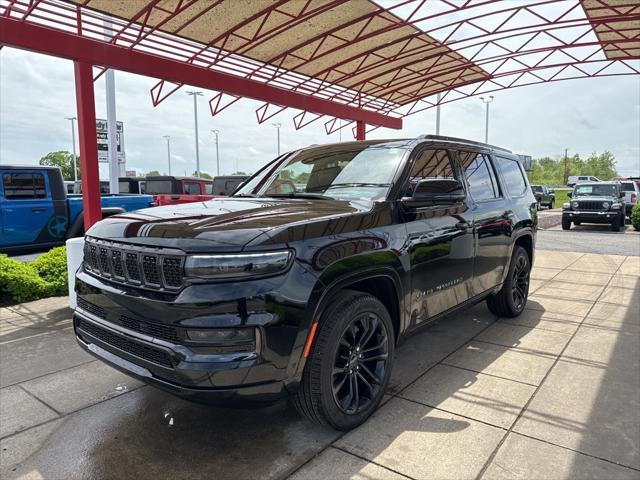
511 253 529 312
486 245 531 318
293 290 394 430
332 313 389 415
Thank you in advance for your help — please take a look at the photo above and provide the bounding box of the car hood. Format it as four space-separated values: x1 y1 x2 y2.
86 197 372 251
572 196 618 202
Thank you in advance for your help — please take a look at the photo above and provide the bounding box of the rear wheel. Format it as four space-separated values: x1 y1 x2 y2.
562 218 571 230
487 246 530 318
293 290 394 431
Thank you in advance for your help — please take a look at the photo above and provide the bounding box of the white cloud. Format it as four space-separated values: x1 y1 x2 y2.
1 47 638 177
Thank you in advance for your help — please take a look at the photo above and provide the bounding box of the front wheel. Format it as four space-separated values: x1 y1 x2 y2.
562 218 571 230
293 290 394 431
536 200 541 210
487 245 531 318
611 215 623 232
549 199 555 209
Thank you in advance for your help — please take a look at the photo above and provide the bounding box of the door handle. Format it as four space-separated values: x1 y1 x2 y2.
31 207 46 212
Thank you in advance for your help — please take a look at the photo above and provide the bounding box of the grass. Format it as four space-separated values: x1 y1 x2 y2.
553 188 571 206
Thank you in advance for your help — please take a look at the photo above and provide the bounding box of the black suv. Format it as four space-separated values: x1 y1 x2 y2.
562 182 626 232
74 136 537 430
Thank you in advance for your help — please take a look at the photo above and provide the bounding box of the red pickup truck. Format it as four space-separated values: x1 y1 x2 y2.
145 176 216 206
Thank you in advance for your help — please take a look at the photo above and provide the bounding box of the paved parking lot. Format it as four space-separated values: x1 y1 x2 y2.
1 250 639 480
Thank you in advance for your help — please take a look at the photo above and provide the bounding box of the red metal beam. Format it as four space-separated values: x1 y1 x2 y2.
73 60 102 229
0 16 401 130
356 120 366 141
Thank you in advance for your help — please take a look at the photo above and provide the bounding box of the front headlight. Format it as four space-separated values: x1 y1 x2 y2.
563 202 570 209
184 250 293 279
571 201 579 209
602 201 610 209
611 203 622 209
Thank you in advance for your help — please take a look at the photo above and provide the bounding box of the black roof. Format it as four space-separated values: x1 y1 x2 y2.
146 175 212 182
0 165 61 171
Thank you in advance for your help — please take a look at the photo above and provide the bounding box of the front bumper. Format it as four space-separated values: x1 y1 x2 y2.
74 311 287 405
562 210 621 224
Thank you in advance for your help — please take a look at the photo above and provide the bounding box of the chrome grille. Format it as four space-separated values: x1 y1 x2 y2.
83 238 184 291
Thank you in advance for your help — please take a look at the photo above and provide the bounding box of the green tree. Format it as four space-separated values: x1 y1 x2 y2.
39 151 79 181
527 151 617 185
146 170 161 176
192 171 213 179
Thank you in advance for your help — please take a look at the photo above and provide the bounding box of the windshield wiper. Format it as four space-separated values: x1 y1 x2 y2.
267 192 331 200
325 182 390 189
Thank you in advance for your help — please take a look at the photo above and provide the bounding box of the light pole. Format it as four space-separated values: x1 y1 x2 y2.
212 129 220 176
65 116 78 182
272 122 281 156
480 96 494 143
435 92 441 135
186 91 203 177
163 135 171 175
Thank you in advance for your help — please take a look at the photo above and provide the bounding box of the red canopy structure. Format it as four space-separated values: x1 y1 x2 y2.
0 0 638 227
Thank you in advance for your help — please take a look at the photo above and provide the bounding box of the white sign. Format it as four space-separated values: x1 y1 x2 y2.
96 119 126 163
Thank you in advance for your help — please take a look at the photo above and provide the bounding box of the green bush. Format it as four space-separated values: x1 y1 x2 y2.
632 204 640 232
0 247 68 304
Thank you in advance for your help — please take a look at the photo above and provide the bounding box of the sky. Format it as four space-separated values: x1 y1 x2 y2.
1 46 639 178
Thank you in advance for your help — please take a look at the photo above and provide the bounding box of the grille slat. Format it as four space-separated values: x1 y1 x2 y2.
83 238 184 291
76 318 173 368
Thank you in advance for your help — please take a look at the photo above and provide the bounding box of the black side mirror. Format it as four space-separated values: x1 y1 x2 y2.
567 191 572 198
402 178 466 208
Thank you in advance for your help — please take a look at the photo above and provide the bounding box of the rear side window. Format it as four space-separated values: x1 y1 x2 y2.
495 157 527 197
3 173 47 199
205 183 214 194
458 152 499 201
620 182 635 192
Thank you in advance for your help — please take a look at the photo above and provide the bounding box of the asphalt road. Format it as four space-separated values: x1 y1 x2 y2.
537 223 640 256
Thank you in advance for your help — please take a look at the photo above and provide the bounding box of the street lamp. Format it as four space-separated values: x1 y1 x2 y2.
163 135 171 175
65 116 78 182
186 91 203 177
211 129 220 176
480 96 494 144
272 122 281 156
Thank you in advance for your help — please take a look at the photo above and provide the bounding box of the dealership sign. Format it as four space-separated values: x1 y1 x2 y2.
96 119 125 163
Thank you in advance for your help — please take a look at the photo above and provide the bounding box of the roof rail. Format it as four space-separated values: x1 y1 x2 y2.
416 134 512 153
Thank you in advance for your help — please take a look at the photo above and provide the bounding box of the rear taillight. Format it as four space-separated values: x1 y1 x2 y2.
632 193 637 203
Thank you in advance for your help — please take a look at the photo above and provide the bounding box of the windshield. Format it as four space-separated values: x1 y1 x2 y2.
235 142 408 201
574 184 618 197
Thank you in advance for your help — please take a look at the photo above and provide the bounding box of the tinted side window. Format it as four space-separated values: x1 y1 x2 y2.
3 173 47 199
185 182 200 194
404 149 454 195
458 152 499 201
495 157 527 197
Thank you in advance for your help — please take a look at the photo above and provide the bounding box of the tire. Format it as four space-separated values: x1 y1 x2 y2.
536 200 541 210
486 245 531 318
611 215 622 232
562 218 571 230
293 290 394 431
549 199 555 209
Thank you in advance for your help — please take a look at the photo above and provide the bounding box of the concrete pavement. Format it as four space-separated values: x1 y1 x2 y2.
1 250 639 480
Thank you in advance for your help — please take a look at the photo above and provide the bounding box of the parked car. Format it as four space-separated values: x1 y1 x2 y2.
145 175 217 206
118 176 146 194
562 182 626 231
531 185 555 209
64 181 75 194
211 175 249 195
617 179 639 218
0 166 155 252
567 175 600 187
73 135 536 430
74 180 110 194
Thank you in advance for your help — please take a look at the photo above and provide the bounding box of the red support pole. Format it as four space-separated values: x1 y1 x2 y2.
74 60 102 229
356 120 366 140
